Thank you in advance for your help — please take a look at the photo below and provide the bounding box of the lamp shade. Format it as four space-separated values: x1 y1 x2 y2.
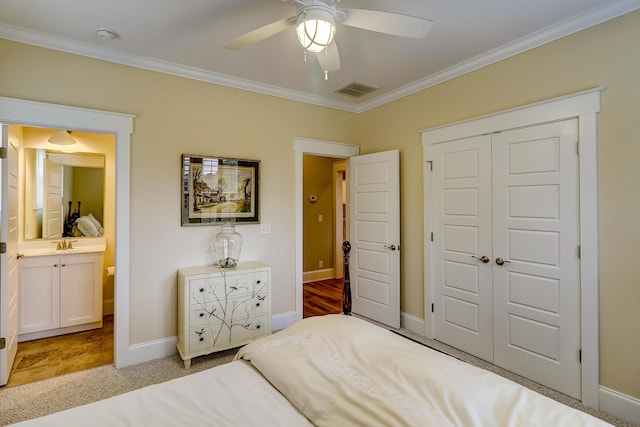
48 130 76 145
296 4 336 53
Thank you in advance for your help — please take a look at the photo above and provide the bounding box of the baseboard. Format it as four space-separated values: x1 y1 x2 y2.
599 386 640 425
272 310 298 331
122 336 178 367
303 268 335 283
103 299 114 315
401 311 425 335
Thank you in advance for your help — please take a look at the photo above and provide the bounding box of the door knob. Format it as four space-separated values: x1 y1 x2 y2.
495 257 511 266
384 244 398 251
471 255 490 263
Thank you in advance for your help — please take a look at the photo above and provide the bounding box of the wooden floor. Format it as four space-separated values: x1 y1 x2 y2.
303 278 344 318
5 315 114 388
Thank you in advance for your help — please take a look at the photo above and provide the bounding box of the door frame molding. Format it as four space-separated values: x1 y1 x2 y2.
421 87 602 409
294 138 360 320
0 96 134 368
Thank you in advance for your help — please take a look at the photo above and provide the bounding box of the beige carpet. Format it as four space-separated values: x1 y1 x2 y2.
0 325 635 427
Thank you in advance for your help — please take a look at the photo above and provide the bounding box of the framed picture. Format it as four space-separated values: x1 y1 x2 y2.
181 154 260 225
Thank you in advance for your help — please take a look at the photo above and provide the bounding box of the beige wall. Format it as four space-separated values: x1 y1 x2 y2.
303 155 337 272
355 11 640 398
0 8 638 400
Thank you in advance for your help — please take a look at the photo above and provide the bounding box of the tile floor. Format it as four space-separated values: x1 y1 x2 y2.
6 315 114 388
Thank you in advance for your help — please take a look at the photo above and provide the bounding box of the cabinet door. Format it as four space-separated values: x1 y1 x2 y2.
60 254 102 327
19 256 60 334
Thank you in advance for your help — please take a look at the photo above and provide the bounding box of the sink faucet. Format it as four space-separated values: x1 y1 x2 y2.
53 240 74 250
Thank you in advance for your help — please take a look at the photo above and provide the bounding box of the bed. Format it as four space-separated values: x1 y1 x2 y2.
10 315 612 426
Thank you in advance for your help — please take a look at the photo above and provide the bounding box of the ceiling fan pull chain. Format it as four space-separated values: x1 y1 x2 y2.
324 47 329 80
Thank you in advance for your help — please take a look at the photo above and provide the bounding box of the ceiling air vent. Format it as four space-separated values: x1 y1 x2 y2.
336 82 378 98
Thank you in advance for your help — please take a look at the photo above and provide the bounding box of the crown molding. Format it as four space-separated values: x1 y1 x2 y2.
355 0 640 113
0 0 638 114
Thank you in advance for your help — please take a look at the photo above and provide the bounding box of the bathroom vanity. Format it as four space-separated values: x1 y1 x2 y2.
17 239 105 342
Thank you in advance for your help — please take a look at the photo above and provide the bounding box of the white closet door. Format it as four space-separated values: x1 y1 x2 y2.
492 119 581 399
432 135 494 361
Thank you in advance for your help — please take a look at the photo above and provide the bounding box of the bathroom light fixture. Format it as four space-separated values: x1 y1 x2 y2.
295 4 335 53
48 130 77 145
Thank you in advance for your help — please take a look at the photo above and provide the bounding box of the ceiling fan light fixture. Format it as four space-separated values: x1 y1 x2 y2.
296 5 336 53
48 130 77 145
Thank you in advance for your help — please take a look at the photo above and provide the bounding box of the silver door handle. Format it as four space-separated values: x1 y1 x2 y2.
495 257 511 266
384 244 399 251
471 255 490 263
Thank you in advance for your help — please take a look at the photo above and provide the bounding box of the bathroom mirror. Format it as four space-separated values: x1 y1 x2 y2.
24 148 105 240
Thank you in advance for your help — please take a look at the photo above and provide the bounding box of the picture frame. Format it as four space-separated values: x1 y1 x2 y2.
181 154 260 225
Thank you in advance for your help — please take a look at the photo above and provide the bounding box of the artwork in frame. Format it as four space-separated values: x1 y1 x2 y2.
182 154 260 225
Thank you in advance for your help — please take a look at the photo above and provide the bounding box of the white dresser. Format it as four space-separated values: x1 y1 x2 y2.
177 262 271 368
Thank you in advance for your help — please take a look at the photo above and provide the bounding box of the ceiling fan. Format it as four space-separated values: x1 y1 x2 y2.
224 0 433 79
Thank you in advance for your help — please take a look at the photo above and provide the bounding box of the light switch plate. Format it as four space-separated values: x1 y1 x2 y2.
260 223 271 235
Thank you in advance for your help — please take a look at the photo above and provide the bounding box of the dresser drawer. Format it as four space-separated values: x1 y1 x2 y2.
188 272 268 304
189 293 269 327
187 315 268 353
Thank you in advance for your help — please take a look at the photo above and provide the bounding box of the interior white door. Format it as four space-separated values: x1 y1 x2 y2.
431 135 494 361
492 119 581 399
348 150 400 328
42 158 63 239
0 124 19 386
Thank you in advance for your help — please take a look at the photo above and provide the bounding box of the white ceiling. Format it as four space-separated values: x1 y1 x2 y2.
1 0 638 112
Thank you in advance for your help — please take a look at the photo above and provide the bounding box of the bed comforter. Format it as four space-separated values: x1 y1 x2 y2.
236 314 612 427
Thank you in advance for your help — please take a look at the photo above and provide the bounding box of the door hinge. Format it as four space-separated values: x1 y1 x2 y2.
577 141 580 155
426 160 433 171
0 337 5 350
0 147 6 159
0 242 6 254
577 245 581 259
431 303 434 313
430 232 434 242
579 349 582 363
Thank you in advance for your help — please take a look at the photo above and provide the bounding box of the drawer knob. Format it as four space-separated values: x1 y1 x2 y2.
199 288 204 292
256 324 261 329
256 302 260 307
199 313 204 317
199 337 204 342
256 280 261 284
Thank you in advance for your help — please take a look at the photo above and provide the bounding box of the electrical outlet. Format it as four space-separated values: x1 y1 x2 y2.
318 214 323 222
260 223 271 235
319 260 324 268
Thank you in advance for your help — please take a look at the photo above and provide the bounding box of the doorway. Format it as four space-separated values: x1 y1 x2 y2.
294 138 360 321
5 125 116 387
0 97 133 388
301 155 345 318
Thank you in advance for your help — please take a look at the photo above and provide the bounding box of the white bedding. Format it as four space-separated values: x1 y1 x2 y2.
11 314 612 427
236 314 612 427
9 360 313 427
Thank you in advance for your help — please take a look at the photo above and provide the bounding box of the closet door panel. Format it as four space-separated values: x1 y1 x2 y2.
492 119 581 399
432 135 493 362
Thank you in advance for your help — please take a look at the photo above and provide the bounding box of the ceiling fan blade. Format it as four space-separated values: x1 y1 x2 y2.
314 42 341 73
224 17 295 51
339 9 433 39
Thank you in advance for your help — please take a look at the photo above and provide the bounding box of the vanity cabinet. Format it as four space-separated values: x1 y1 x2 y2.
18 252 103 339
177 262 271 368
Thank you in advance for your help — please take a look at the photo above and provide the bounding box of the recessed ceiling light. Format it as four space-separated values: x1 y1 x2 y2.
96 28 118 41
